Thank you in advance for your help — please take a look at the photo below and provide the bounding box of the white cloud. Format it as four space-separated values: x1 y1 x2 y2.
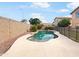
31 13 48 23
31 2 50 8
17 2 50 9
58 9 69 12
67 2 79 9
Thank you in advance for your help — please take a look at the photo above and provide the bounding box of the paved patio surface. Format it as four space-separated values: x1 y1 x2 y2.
2 31 79 57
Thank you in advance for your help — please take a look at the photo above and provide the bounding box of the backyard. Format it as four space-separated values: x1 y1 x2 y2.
0 2 79 57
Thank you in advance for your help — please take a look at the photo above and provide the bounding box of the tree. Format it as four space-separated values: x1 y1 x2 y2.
21 19 27 23
29 18 41 25
57 18 71 27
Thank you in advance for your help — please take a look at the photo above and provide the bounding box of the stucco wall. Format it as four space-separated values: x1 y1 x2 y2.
0 17 30 42
0 16 30 55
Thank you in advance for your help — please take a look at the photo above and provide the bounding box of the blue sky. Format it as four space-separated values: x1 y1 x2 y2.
0 2 79 23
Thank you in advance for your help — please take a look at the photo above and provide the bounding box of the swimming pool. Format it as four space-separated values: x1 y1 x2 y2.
27 30 58 42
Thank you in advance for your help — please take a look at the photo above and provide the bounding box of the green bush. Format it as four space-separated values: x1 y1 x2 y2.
37 24 43 30
44 26 54 30
30 25 37 32
58 18 71 27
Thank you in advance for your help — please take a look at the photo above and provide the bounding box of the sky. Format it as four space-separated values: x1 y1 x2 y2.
0 2 79 23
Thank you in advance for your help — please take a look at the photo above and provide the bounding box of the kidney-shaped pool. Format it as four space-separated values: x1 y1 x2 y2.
27 30 58 42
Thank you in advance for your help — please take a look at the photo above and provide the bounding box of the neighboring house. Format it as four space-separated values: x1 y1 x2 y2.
71 7 79 28
53 17 71 26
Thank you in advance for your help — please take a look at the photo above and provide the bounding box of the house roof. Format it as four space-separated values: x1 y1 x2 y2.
71 6 79 14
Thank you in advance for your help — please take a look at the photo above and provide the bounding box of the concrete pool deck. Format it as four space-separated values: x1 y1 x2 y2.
2 31 79 57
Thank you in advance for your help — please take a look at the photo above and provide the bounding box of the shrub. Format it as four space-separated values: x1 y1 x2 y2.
30 25 37 32
58 18 71 27
44 26 54 30
37 24 43 30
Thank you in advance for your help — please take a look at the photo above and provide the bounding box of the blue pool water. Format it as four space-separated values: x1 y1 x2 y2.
27 30 58 42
